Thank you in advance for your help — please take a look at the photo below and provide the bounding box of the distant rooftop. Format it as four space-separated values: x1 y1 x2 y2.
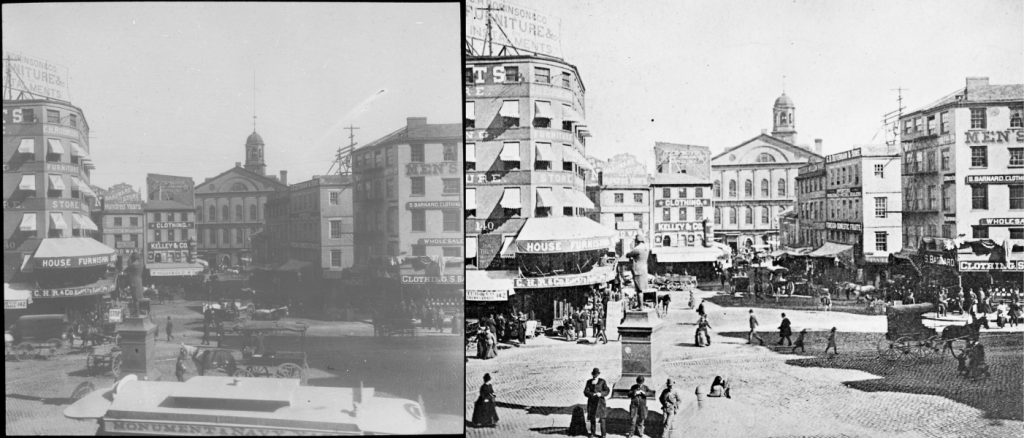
907 77 1023 117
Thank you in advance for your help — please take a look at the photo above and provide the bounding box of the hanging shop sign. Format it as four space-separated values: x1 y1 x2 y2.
655 222 704 232
963 129 1024 144
826 187 863 196
965 174 1024 185
512 268 615 289
5 299 28 309
958 260 1024 272
115 241 137 249
825 222 863 232
148 222 194 229
149 242 188 251
400 275 464 284
32 281 117 298
406 162 458 176
826 148 862 163
977 218 1024 227
150 267 203 277
467 290 509 301
516 237 612 254
942 174 956 183
35 253 114 269
418 238 464 246
406 201 461 210
923 253 956 268
115 248 139 256
654 199 711 208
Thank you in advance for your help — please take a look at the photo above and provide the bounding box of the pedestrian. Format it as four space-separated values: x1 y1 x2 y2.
695 315 712 347
565 313 576 341
822 293 833 312
518 312 528 345
579 309 591 339
437 307 446 333
825 327 839 355
1009 301 1022 328
485 314 497 337
626 235 650 311
584 367 610 438
471 373 499 427
495 313 506 342
486 326 498 359
216 320 225 348
707 376 730 398
748 309 764 345
995 301 1009 328
593 314 605 343
977 288 988 314
627 376 650 438
956 289 966 315
476 327 487 359
696 299 706 318
966 340 991 379
659 379 681 432
792 329 807 353
688 290 696 309
175 351 188 382
777 313 792 346
452 311 462 335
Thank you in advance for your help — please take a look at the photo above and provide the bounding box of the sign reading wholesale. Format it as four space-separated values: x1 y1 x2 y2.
466 0 562 58
1 48 71 102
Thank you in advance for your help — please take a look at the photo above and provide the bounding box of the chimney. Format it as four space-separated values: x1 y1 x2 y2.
235 162 241 168
280 170 288 185
965 77 989 100
407 117 427 128
814 139 823 155
761 129 767 135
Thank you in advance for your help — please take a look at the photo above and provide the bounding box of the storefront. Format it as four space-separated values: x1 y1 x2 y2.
465 270 516 321
650 246 725 281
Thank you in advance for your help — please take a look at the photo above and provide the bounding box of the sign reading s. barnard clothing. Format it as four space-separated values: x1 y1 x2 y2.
923 253 956 267
406 201 460 210
958 260 1024 272
965 174 1024 185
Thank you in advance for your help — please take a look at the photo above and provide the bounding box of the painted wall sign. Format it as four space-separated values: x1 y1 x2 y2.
32 281 117 298
103 227 144 234
977 218 1024 226
512 268 615 288
406 201 461 209
958 260 1024 272
516 237 612 253
654 222 704 232
149 268 203 277
418 238 464 245
146 174 195 207
654 198 711 208
826 187 863 196
105 183 143 202
825 222 864 232
104 202 144 212
289 178 321 191
466 0 563 59
466 171 529 186
44 162 80 174
826 148 862 163
653 143 711 178
291 242 321 250
103 420 342 436
148 242 189 250
467 290 509 301
148 222 194 229
406 162 458 176
49 199 88 212
963 129 1024 144
923 253 956 267
615 221 640 230
401 275 465 284
942 174 956 183
115 241 137 249
5 299 28 309
965 174 1024 185
603 176 649 186
35 253 114 269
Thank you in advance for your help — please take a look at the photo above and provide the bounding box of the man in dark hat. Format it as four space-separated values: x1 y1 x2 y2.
583 367 610 438
628 376 651 437
659 378 681 432
626 235 650 311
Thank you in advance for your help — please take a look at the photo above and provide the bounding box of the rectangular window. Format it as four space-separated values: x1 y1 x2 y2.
874 197 886 218
465 102 475 129
662 188 671 199
679 207 687 221
330 191 340 205
972 226 988 239
114 217 123 226
1010 185 1024 210
153 213 161 222
535 67 550 84
385 147 394 166
69 114 77 127
915 117 923 132
926 115 936 134
411 177 425 196
410 144 425 163
926 151 935 171
874 164 884 178
1010 228 1024 239
441 178 459 195
562 72 571 88
942 185 951 211
411 245 426 256
614 193 624 203
970 146 987 168
940 111 949 133
412 210 426 232
1009 148 1024 167
678 188 687 198
443 247 462 258
941 148 950 170
633 193 643 203
443 144 457 162
385 179 394 198
662 208 671 221
505 66 520 82
330 220 342 239
443 210 460 232
614 214 624 223
374 151 382 167
903 119 913 134
22 108 35 123
47 109 59 124
330 250 342 267
927 186 935 210
695 206 703 220
130 217 138 226
970 108 987 129
154 229 162 242
972 185 988 209
695 187 703 198
875 232 887 252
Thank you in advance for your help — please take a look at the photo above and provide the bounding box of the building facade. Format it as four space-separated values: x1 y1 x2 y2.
898 77 1023 287
465 54 615 326
795 161 827 249
95 183 146 269
143 200 202 280
4 98 114 321
711 94 824 251
195 130 288 270
587 153 651 259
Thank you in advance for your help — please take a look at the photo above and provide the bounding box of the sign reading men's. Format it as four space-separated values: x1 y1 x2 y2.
2 48 71 102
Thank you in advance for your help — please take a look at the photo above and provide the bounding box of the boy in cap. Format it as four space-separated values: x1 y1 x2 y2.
583 367 610 437
659 378 681 432
792 328 808 353
825 327 839 355
628 376 651 437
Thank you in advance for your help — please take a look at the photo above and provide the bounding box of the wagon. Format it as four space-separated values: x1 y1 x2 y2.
380 318 417 338
731 273 750 297
10 314 69 360
876 303 943 361
85 343 122 378
232 321 309 385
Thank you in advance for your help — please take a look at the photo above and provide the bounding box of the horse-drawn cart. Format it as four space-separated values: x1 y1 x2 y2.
85 343 122 377
232 321 310 385
10 314 69 360
876 303 943 361
379 318 417 338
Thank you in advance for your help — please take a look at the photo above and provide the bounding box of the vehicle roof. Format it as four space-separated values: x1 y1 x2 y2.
232 321 308 333
17 314 68 322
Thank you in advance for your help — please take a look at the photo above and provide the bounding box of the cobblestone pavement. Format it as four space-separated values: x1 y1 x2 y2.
466 288 1024 437
6 299 464 435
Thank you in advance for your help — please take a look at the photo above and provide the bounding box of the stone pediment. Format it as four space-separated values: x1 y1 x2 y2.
195 167 285 194
712 134 822 166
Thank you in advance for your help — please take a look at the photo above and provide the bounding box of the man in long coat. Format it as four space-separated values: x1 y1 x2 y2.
583 367 610 437
659 378 682 433
625 235 650 310
628 376 651 437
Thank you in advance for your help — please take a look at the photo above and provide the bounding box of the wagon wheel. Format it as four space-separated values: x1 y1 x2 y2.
46 338 64 358
274 362 307 385
16 343 36 361
111 353 123 379
894 336 918 360
917 334 943 358
234 368 255 378
71 381 97 401
876 336 899 361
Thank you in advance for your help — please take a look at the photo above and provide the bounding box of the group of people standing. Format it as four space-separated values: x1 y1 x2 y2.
561 307 605 342
474 313 528 360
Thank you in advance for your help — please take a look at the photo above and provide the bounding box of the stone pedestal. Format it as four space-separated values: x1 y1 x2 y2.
612 309 662 398
605 299 624 341
117 317 162 381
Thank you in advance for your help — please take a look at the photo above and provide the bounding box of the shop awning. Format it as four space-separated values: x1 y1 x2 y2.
49 213 68 230
148 263 205 277
561 188 595 209
499 100 520 118
808 242 854 258
535 142 554 161
277 259 312 272
500 188 522 209
75 213 99 231
467 270 517 301
4 283 32 309
576 125 593 138
466 143 475 162
572 190 595 209
514 217 616 254
465 101 475 120
70 142 91 160
19 213 37 231
26 276 117 299
47 138 65 155
499 142 521 161
534 101 555 119
563 145 594 170
499 236 517 259
653 247 723 263
562 104 584 122
49 174 66 191
466 189 476 210
33 237 116 269
18 138 34 154
536 188 556 208
19 174 36 191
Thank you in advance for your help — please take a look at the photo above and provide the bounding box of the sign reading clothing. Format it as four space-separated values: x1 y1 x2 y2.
959 260 1024 272
513 269 615 289
654 199 711 208
516 237 612 253
401 275 464 284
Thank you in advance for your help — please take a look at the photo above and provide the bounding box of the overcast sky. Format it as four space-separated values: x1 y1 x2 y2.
3 2 459 191
487 0 1023 168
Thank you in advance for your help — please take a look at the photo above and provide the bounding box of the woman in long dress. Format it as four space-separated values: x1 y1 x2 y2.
472 373 499 427
484 327 498 359
476 326 487 359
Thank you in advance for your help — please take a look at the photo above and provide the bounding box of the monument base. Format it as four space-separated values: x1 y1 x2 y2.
117 317 162 381
611 309 662 399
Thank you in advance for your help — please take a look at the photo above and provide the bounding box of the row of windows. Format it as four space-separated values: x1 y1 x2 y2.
658 207 705 222
151 228 192 242
354 144 459 169
658 187 704 199
827 198 862 221
613 192 645 204
712 179 787 198
465 100 581 132
196 228 255 245
797 175 825 195
711 206 783 225
465 65 574 89
9 107 82 128
152 212 192 222
110 216 141 227
904 107 1023 136
968 185 1024 210
465 143 587 179
11 137 90 165
199 205 261 223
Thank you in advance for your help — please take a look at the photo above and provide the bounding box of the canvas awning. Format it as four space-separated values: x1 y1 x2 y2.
47 138 65 155
535 142 554 161
562 104 584 122
808 242 854 258
70 142 91 160
4 283 32 309
466 270 517 301
465 101 475 120
18 138 34 154
576 124 593 138
534 101 555 119
19 213 37 231
563 145 594 170
652 247 723 263
499 100 520 118
466 189 476 210
19 174 36 191
49 213 68 230
536 188 557 208
277 259 312 272
499 142 521 161
514 217 615 254
33 237 116 269
71 213 93 231
500 188 522 209
49 174 66 191
499 236 517 259
561 188 595 209
465 143 475 162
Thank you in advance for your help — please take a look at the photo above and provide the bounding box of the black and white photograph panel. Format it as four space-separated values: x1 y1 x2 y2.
464 0 1022 436
3 2 464 436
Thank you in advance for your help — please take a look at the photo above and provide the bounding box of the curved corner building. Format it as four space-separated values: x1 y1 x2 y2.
465 54 617 328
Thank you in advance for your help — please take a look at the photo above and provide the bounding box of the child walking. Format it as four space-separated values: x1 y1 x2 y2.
825 327 838 355
791 328 807 353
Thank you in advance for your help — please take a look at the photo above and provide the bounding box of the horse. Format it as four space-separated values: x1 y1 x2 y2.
840 282 877 303
941 318 983 357
180 344 238 377
253 306 289 321
74 323 103 348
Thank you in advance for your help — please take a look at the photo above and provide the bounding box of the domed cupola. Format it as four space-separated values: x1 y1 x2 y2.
771 92 797 144
244 130 266 175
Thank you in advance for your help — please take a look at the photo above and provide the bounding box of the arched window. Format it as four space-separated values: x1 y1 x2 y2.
221 206 229 223
713 181 721 198
761 179 769 197
761 207 769 224
745 206 753 224
714 207 721 224
232 183 248 191
663 235 672 247
197 207 203 222
778 178 787 197
235 205 243 222
728 207 737 224
209 206 217 222
249 205 257 221
756 153 776 163
744 180 753 197
729 180 737 197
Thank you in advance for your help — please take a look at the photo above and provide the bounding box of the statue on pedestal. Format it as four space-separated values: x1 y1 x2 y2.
125 253 144 318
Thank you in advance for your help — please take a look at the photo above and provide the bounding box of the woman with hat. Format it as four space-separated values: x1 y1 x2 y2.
471 373 499 427
583 367 610 437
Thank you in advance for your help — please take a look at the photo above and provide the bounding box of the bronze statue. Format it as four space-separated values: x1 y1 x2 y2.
125 253 145 317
